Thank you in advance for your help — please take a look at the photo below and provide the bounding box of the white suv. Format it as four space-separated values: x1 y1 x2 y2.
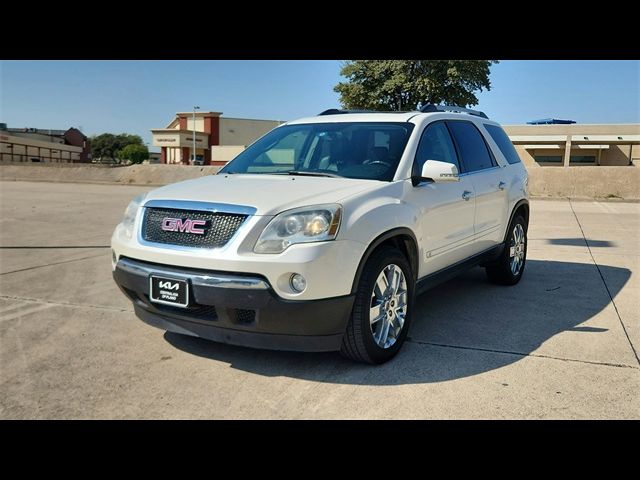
112 105 529 364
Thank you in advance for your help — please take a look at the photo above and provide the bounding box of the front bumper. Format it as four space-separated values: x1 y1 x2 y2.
113 257 354 352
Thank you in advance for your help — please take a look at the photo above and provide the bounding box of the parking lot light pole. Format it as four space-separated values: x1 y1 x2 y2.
192 106 200 165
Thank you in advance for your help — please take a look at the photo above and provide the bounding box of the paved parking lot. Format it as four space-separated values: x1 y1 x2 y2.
1 180 638 419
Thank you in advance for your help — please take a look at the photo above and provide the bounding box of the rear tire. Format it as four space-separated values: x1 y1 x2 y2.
340 246 414 364
486 214 527 285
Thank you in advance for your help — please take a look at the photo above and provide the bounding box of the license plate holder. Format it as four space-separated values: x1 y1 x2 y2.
149 275 189 308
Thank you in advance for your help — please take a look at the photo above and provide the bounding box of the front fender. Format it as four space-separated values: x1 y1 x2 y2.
340 181 420 292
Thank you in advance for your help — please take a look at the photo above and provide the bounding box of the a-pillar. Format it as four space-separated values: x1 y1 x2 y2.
563 135 571 167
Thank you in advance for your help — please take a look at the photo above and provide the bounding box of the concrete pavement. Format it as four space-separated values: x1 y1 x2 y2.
1 181 638 418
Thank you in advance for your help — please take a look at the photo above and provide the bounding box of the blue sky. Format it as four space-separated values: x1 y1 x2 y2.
1 60 638 151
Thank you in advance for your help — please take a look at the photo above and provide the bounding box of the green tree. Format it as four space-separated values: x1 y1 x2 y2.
118 144 149 165
334 60 498 111
90 133 144 163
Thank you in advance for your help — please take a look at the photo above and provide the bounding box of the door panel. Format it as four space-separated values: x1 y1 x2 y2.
408 121 477 276
446 120 508 254
406 178 476 277
468 167 508 251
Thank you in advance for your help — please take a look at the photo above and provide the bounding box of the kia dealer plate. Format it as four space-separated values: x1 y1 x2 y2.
149 275 189 308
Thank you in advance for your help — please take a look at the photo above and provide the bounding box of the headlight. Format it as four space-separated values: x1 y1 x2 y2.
254 204 342 254
120 193 147 239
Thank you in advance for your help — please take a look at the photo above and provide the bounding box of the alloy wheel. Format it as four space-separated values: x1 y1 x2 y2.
369 264 408 349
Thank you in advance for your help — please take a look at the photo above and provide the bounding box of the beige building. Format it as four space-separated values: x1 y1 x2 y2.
151 111 283 166
0 124 91 163
504 123 640 167
151 114 639 169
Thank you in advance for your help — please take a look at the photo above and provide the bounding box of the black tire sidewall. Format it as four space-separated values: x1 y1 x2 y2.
356 247 414 363
505 215 527 281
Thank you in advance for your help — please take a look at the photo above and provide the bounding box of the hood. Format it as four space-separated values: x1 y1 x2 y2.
143 174 381 216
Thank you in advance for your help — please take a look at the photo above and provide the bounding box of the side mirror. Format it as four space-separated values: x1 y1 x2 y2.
412 160 460 186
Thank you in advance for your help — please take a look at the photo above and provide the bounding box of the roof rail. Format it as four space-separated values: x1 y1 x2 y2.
419 104 488 119
317 109 407 116
319 109 375 116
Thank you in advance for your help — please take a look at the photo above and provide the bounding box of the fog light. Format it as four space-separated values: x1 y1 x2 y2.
112 249 117 264
290 273 307 293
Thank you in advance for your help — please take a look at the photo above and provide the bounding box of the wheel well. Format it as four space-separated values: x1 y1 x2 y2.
378 236 418 278
351 230 419 294
502 201 530 244
514 202 529 228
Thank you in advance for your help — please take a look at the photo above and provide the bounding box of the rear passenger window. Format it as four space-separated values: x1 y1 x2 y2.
447 121 495 173
484 124 522 164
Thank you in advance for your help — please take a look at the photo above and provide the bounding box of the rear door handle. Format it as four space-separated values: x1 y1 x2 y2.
462 190 473 201
498 181 506 190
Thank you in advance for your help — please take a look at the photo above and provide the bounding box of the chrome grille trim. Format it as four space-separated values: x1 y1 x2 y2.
137 200 257 251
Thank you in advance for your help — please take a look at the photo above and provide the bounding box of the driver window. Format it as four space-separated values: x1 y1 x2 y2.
413 122 460 175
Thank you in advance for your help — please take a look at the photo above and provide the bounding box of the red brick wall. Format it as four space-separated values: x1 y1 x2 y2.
160 147 167 164
179 117 187 130
204 116 220 146
181 146 190 164
63 128 90 163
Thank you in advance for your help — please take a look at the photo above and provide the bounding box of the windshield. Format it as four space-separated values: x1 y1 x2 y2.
219 122 415 181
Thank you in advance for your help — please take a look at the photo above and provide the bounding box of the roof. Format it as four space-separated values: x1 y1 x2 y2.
175 111 222 117
287 110 500 126
287 112 422 124
527 118 576 125
7 127 68 136
5 126 87 139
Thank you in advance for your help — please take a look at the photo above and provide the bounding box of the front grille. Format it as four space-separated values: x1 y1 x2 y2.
142 207 247 249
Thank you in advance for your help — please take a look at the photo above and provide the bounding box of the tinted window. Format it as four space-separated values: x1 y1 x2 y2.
413 122 460 175
484 124 522 164
447 121 495 173
220 122 414 181
535 155 563 166
570 155 595 165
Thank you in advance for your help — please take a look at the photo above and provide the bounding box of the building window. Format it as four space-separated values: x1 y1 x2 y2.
570 155 596 165
534 155 563 166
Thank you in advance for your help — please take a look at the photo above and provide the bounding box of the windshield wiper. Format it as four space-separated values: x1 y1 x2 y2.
287 171 342 178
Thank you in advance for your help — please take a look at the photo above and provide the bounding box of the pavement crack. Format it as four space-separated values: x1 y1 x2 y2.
0 253 108 276
0 294 132 314
405 339 639 370
568 199 640 366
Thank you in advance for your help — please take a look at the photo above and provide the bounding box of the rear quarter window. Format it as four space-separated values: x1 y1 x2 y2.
484 124 522 165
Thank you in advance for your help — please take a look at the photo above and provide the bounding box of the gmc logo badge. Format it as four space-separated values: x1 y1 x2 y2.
161 217 207 235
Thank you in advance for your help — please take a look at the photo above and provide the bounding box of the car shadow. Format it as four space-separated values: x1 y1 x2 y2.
547 238 616 248
164 259 630 385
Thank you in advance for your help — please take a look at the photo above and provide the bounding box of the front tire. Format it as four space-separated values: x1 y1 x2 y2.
486 215 527 285
340 246 414 364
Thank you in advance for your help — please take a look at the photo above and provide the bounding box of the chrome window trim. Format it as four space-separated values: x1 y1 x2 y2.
457 165 501 177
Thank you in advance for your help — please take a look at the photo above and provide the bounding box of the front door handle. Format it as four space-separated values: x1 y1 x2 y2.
498 181 506 190
462 190 473 201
